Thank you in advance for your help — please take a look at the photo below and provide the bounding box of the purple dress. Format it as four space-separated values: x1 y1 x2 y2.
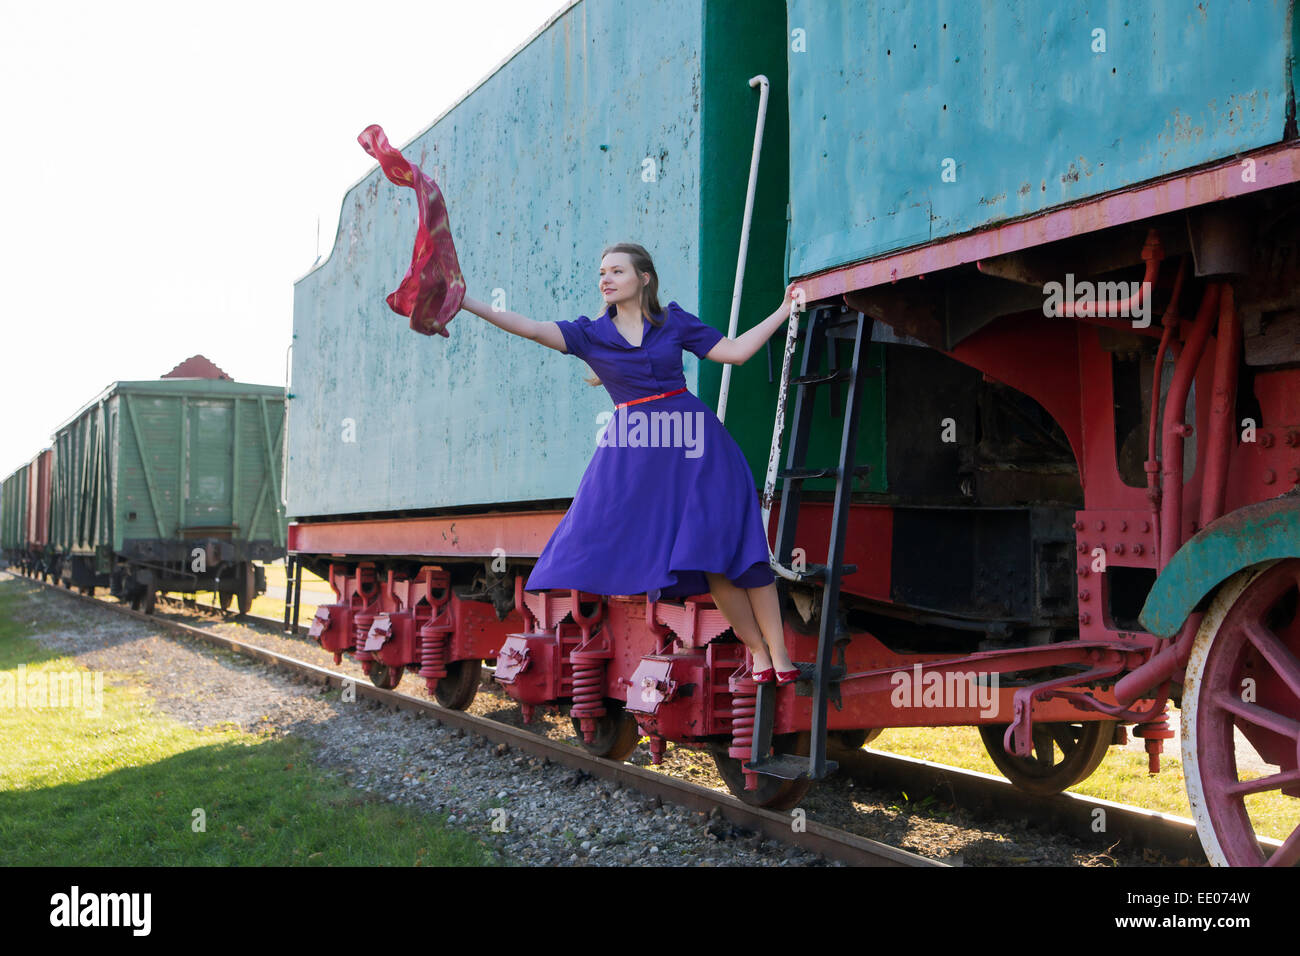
525 300 776 602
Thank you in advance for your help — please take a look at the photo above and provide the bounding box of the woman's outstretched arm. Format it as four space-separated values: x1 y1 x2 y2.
461 294 567 352
702 282 800 365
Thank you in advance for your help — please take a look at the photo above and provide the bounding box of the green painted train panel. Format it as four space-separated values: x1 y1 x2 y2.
231 395 286 546
694 0 888 492
120 391 183 545
48 380 285 555
186 400 234 527
50 400 112 555
1 464 29 551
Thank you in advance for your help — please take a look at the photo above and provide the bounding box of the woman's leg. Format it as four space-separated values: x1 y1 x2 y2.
705 571 773 671
745 582 795 672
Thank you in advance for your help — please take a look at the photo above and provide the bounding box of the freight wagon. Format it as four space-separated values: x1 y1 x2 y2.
287 0 1299 865
1 461 30 570
49 358 287 613
1 449 52 579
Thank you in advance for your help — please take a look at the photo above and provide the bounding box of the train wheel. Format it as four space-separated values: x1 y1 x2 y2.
368 661 403 690
978 720 1113 796
570 701 640 761
711 731 814 811
142 589 156 615
1183 560 1300 867
79 586 94 597
236 563 256 615
434 659 482 710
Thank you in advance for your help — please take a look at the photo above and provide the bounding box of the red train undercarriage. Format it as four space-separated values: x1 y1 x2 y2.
302 554 1156 810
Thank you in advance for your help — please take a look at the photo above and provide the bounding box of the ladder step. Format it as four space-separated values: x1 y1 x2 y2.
778 465 837 480
792 562 858 580
778 463 872 481
822 314 864 331
745 753 840 780
787 660 846 682
790 368 852 387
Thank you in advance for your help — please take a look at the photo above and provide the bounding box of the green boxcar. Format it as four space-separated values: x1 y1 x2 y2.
1 462 30 560
49 378 286 611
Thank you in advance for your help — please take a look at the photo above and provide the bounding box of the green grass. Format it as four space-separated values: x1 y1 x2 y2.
0 579 497 866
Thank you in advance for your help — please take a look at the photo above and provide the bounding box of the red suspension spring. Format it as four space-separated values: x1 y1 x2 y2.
353 611 376 664
728 668 760 791
729 689 756 761
418 620 452 692
568 648 607 741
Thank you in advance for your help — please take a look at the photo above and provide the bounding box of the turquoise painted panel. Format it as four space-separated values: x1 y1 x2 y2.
289 0 709 518
786 0 1292 275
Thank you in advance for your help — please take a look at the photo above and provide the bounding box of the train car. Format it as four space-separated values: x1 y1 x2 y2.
1 462 30 570
1 450 52 578
784 1 1300 866
49 356 287 612
288 0 1299 865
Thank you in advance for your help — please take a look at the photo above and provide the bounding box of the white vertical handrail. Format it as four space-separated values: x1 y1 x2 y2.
716 74 769 424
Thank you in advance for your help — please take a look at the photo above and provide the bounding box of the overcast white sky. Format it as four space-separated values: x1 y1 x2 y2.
0 0 563 477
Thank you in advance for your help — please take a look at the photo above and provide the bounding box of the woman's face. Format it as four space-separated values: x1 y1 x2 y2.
599 252 644 308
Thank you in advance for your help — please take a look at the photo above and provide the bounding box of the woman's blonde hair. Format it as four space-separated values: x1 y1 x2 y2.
584 242 666 387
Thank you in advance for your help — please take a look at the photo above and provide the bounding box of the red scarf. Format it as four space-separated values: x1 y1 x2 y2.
357 124 465 337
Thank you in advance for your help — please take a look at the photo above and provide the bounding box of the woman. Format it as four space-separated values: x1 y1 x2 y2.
459 243 800 684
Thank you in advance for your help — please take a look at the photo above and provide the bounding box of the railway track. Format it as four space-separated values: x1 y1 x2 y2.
18 575 1229 865
16 574 938 868
164 597 1219 864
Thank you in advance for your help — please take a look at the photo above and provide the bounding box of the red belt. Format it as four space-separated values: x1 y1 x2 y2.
615 386 687 410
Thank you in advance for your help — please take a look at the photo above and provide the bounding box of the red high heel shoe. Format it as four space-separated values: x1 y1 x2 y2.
751 667 775 683
776 667 801 685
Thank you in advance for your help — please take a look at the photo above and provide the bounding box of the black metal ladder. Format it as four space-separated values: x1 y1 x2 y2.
747 306 876 783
